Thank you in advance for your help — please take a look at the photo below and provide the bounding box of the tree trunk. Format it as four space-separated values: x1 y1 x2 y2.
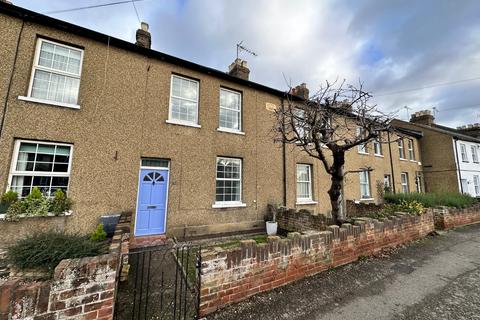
328 150 345 225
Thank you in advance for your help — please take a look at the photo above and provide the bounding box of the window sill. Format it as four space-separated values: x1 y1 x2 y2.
217 128 245 135
166 119 201 128
374 154 384 158
399 158 408 161
18 96 80 109
357 198 374 202
296 200 318 205
212 202 247 209
357 151 369 155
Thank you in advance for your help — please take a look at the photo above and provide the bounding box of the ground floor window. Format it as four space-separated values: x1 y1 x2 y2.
359 170 371 199
215 157 242 204
415 174 423 193
9 140 72 197
384 174 392 192
401 172 409 193
473 175 480 196
296 164 313 202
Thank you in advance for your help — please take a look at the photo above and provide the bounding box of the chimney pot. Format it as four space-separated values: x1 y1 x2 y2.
289 83 309 100
228 58 250 80
136 21 151 49
456 122 480 139
410 109 435 126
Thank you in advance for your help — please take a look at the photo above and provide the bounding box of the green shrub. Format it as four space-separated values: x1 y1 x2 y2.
1 190 18 204
0 190 18 214
23 187 49 216
7 231 106 273
90 223 107 242
49 189 72 215
384 192 477 209
5 201 25 221
383 200 424 215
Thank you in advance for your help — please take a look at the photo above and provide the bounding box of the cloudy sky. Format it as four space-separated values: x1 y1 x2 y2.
14 0 480 127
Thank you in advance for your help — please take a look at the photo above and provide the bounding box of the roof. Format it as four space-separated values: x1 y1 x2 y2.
393 119 480 143
0 2 301 100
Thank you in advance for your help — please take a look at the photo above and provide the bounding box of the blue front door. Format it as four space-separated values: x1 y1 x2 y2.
135 169 169 236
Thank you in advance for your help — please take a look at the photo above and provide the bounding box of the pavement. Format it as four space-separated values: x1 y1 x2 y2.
208 224 480 320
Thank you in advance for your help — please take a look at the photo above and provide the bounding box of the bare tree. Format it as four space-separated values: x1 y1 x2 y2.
275 80 394 225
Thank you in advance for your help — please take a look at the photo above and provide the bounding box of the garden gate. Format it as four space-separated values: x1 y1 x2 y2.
115 244 201 320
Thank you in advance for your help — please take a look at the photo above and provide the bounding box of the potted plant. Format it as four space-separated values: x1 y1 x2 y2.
266 204 278 236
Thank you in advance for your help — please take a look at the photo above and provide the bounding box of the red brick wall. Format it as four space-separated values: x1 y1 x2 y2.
0 212 131 320
433 204 480 230
199 212 434 316
276 208 329 232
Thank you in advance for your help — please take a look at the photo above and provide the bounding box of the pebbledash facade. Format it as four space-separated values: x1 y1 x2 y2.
0 3 422 239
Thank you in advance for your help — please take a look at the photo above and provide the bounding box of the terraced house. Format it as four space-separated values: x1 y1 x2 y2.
0 2 423 241
393 111 480 198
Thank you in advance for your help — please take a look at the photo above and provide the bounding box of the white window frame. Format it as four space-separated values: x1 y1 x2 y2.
359 170 371 199
401 172 409 193
212 157 245 208
373 139 382 156
473 175 480 196
471 145 479 163
19 38 84 109
460 143 468 162
218 88 243 134
7 139 74 197
408 139 415 160
398 139 406 159
167 74 201 128
357 127 368 154
415 174 422 193
296 164 314 203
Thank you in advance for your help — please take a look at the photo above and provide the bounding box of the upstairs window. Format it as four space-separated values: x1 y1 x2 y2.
408 139 415 160
219 88 242 132
28 39 83 105
296 164 313 202
398 139 405 159
169 75 199 126
401 172 409 193
460 143 468 162
357 127 368 154
373 139 382 156
471 145 479 163
359 170 371 199
8 140 72 198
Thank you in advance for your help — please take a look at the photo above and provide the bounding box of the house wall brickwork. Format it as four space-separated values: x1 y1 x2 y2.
199 211 434 316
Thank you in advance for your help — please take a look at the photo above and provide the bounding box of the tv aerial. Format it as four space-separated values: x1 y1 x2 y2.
236 41 258 59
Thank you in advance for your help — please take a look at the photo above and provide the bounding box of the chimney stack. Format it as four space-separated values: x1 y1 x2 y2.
228 58 250 80
136 22 151 49
289 83 309 100
410 110 435 126
456 123 480 138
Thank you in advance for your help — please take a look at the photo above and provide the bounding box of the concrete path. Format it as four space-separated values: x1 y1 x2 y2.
209 224 480 320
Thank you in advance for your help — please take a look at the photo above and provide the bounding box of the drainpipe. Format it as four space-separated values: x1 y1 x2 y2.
453 137 464 193
387 131 396 193
0 20 24 139
281 97 287 207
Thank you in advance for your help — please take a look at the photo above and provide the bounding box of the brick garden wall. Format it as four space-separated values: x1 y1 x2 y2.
276 208 329 232
346 200 383 217
0 213 131 320
433 204 480 230
199 212 434 316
